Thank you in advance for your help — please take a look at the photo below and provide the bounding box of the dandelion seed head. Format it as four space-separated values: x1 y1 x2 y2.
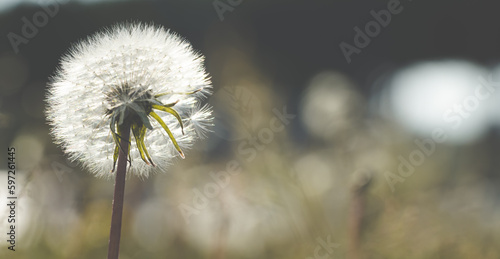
46 23 213 178
188 104 214 139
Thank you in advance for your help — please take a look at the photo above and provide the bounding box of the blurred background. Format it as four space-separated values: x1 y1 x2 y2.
2 0 500 258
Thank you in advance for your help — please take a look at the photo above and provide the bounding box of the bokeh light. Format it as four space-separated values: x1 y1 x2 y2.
384 60 491 144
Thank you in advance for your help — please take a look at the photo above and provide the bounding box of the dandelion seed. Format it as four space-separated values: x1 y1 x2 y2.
46 23 213 179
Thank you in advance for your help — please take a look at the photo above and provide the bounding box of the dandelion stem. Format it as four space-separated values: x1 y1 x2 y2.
108 121 131 259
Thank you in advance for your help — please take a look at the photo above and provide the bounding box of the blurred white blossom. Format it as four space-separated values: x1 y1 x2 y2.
300 71 362 141
384 60 490 144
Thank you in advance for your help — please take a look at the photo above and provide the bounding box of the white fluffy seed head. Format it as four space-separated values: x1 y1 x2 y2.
46 23 213 179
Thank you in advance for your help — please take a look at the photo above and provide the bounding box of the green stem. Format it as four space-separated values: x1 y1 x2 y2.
108 121 131 259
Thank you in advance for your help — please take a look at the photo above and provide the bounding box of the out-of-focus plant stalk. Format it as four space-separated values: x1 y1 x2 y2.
349 173 372 259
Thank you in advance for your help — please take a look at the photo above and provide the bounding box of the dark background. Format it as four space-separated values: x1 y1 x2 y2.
3 0 500 146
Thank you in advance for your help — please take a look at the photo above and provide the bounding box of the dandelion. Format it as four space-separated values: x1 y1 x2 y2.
45 22 213 259
46 23 213 179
